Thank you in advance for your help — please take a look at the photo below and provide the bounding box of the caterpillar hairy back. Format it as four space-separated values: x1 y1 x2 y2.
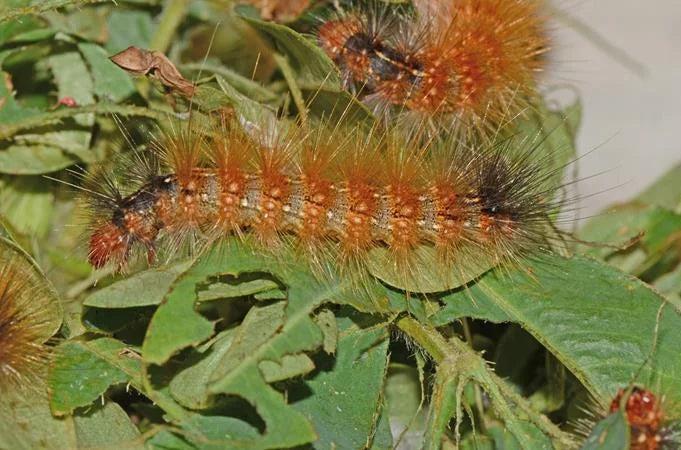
317 0 551 135
0 247 59 394
82 115 570 292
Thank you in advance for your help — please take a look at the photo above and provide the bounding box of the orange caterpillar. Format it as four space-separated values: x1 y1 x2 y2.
0 258 54 393
608 387 681 450
318 0 550 133
83 118 566 286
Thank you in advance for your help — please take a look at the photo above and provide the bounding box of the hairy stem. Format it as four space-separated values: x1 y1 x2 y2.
150 0 188 53
396 316 575 448
0 0 111 24
0 104 168 141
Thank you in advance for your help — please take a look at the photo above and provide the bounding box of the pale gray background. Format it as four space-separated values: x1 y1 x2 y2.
547 0 681 215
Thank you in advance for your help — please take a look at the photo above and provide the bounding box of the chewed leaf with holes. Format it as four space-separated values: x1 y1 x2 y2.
142 241 351 448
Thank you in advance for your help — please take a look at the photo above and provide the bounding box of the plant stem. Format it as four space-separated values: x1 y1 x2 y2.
150 0 188 53
461 318 488 433
396 316 574 448
0 104 168 141
273 53 308 125
0 0 110 24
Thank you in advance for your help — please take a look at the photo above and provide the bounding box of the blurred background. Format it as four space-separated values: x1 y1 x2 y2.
548 0 681 215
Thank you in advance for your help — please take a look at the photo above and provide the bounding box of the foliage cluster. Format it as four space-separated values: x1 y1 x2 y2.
1 1 681 449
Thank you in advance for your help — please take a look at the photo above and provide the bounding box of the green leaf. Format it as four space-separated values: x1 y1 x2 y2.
169 329 236 410
48 338 142 415
290 320 390 449
141 258 216 365
142 239 343 365
512 98 580 193
0 144 77 175
313 308 338 354
0 49 83 173
205 302 318 448
581 412 630 450
302 84 376 128
304 84 375 123
147 239 351 448
0 48 37 124
636 162 681 212
0 48 100 174
240 14 339 85
0 0 43 44
74 401 143 450
148 415 260 450
432 256 681 405
194 76 277 127
654 263 681 297
198 278 280 302
183 62 280 105
577 204 681 274
367 245 496 294
83 260 193 308
106 9 155 54
0 176 54 236
487 422 554 450
47 49 95 109
0 391 78 450
430 288 509 325
78 42 136 102
259 353 315 383
384 364 426 448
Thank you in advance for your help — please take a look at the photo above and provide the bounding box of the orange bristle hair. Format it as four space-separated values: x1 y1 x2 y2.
317 0 550 134
575 386 681 450
81 117 570 291
608 387 681 450
0 259 55 393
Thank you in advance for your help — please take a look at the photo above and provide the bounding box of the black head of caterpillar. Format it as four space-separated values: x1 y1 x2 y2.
317 2 425 94
78 116 575 293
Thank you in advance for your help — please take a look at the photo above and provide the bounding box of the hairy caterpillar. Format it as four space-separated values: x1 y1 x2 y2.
574 386 681 450
317 0 550 134
609 387 681 450
0 253 56 393
81 115 569 291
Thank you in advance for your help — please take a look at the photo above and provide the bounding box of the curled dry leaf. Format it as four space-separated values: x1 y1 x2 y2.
109 46 196 97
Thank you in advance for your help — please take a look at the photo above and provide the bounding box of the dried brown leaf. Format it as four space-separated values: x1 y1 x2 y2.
109 46 195 97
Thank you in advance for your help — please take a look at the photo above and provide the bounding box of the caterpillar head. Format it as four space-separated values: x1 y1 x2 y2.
88 198 161 270
88 218 132 270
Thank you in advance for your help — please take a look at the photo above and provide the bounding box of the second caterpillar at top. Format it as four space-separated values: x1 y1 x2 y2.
84 116 569 292
318 0 550 135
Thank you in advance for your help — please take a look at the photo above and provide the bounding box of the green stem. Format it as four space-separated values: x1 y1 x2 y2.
461 318 488 432
139 0 188 99
273 53 308 124
423 361 461 450
150 0 188 53
0 0 110 24
396 315 448 362
396 316 574 448
0 104 168 141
